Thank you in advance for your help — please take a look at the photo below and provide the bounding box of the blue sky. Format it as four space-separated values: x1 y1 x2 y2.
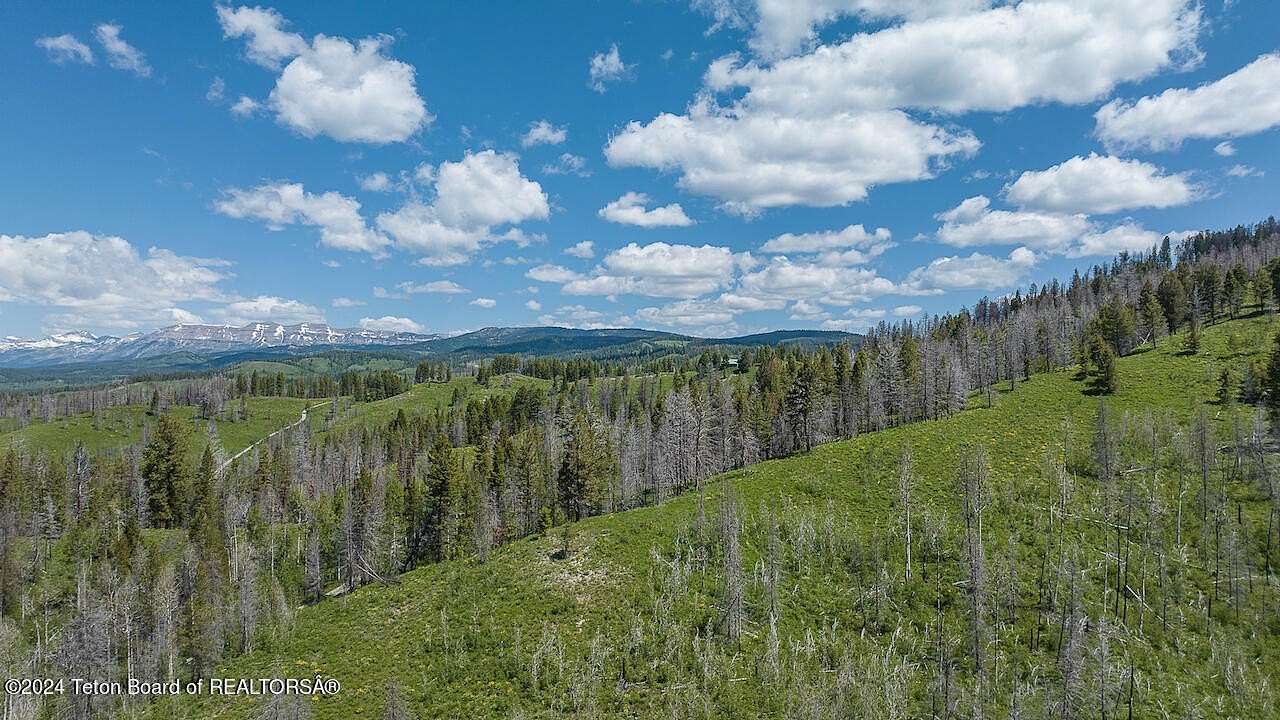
1 1 1277 339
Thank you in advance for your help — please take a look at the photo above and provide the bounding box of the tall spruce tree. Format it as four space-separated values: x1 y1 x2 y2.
141 413 192 528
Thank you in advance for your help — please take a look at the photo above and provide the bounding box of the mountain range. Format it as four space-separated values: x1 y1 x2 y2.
0 323 857 372
0 323 435 367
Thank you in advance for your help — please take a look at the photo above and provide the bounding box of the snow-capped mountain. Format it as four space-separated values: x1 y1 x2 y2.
0 323 436 367
0 331 103 352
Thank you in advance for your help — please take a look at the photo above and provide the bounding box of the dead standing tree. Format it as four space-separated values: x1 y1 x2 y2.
958 446 991 698
899 443 915 582
719 479 744 647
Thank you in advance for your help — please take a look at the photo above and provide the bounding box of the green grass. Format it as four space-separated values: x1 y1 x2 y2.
321 375 551 439
0 396 314 463
229 360 311 377
124 314 1280 718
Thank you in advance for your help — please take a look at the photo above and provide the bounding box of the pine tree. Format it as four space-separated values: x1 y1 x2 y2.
1139 281 1165 348
1268 258 1280 311
422 435 461 561
1185 315 1202 355
1089 299 1137 356
1217 367 1236 406
1223 264 1247 318
785 358 817 450
191 446 223 548
1157 273 1188 333
1086 333 1118 394
141 413 193 528
557 411 612 521
1263 333 1280 421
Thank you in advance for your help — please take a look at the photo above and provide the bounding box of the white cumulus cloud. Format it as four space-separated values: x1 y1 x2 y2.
216 5 308 69
358 172 393 192
696 0 990 60
1096 53 1280 151
583 243 746 298
706 0 1200 116
214 295 325 325
230 96 261 116
614 0 1197 213
526 264 582 284
588 43 631 92
759 224 893 265
219 5 429 143
732 257 896 309
899 247 1037 294
376 150 549 266
598 192 695 227
1067 223 1164 259
538 304 612 329
397 280 469 295
0 231 229 330
634 299 738 332
358 315 424 333
521 120 567 147
606 105 978 213
216 181 390 255
565 240 595 258
934 196 1090 254
1005 154 1199 215
933 195 1178 258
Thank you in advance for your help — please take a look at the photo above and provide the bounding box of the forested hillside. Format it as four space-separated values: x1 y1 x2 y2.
157 312 1280 719
2 220 1280 719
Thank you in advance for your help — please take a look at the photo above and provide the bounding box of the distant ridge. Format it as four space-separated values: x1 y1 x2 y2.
0 322 436 368
0 322 857 371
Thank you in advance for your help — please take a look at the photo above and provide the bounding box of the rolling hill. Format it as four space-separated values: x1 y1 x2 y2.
151 314 1280 720
0 325 858 392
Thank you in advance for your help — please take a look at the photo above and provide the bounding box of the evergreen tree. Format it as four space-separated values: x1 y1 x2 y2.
1223 264 1247 318
785 359 817 451
1185 315 1202 355
557 411 612 521
1263 333 1280 421
1216 367 1236 406
1196 264 1222 322
191 446 223 549
1139 281 1165 348
422 435 461 561
1254 266 1273 312
1086 333 1118 394
141 413 193 528
1089 299 1137 356
1268 258 1280 311
1157 273 1189 333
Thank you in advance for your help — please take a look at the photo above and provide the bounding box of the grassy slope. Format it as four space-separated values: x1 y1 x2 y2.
163 317 1279 718
0 396 313 463
321 375 551 438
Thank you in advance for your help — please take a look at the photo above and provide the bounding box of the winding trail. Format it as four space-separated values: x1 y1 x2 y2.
218 401 328 474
